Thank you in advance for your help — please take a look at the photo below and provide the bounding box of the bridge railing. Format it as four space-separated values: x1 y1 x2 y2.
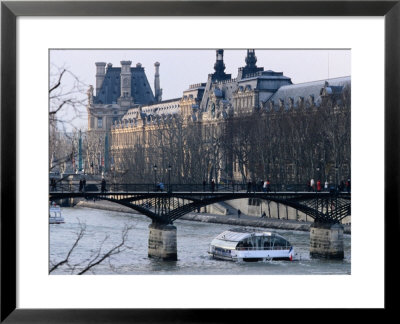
49 181 349 194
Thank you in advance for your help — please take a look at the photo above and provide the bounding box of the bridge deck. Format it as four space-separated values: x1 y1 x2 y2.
49 190 350 224
50 190 350 196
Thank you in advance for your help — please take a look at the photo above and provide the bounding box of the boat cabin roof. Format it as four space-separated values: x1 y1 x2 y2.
214 228 278 242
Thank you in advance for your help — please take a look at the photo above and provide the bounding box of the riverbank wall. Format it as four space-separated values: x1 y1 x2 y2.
76 200 351 234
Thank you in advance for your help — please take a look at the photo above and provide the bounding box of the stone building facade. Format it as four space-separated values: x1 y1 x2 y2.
86 60 162 172
88 50 351 185
87 61 159 133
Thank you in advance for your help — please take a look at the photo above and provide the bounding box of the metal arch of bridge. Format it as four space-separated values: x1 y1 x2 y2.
167 193 350 224
49 190 351 225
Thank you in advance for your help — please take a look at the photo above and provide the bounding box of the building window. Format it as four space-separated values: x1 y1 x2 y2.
97 117 103 129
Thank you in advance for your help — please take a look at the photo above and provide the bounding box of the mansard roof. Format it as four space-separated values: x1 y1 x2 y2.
268 76 350 106
94 66 155 105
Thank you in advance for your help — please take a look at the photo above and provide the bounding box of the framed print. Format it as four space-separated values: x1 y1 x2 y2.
1 0 398 322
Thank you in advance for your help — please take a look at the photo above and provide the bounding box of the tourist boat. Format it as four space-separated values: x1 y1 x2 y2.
49 202 64 224
208 228 294 261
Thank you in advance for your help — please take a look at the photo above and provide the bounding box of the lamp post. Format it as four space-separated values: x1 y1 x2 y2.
316 167 320 192
153 164 157 190
78 129 82 172
335 166 339 191
334 165 339 218
168 165 172 192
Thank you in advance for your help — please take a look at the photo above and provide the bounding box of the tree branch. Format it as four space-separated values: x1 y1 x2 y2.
49 221 86 273
77 225 132 275
49 68 66 94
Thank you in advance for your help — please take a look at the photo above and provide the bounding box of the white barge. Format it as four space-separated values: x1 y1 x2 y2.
209 228 293 262
49 203 64 224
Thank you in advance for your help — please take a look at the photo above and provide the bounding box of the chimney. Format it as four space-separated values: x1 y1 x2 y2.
154 62 162 102
120 60 132 98
95 62 106 96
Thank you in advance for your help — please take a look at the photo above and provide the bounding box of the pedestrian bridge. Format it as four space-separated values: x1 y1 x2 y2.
49 183 351 225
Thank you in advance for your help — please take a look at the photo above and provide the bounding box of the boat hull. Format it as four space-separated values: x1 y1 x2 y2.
49 217 65 224
209 247 294 262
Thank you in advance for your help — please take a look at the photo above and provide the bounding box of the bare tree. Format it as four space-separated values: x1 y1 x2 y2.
49 221 86 273
49 222 133 275
49 64 88 173
49 64 87 131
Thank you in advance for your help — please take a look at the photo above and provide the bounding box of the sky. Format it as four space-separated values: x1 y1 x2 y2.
50 49 351 131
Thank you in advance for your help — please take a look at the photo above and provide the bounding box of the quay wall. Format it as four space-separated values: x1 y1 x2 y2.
76 199 351 234
226 199 311 222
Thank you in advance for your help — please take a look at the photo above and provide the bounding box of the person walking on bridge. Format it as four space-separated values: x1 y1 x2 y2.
50 178 57 191
317 180 321 192
101 178 106 193
346 179 351 193
238 209 241 219
339 180 345 191
211 179 215 193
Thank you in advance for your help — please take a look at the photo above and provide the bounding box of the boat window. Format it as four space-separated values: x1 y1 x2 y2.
273 237 288 248
240 239 253 249
236 241 245 250
262 237 272 249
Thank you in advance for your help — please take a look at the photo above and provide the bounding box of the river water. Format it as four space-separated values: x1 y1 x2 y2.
49 206 351 275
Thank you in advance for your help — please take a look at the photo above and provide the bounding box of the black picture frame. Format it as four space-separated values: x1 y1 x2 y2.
1 0 398 322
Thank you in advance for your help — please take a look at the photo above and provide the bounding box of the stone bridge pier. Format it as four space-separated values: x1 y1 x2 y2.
310 223 344 259
148 222 177 261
